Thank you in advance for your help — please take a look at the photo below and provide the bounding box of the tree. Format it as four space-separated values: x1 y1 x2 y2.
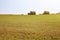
28 11 36 15
43 11 50 15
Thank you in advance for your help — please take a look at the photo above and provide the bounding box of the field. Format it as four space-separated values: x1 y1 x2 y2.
0 14 60 40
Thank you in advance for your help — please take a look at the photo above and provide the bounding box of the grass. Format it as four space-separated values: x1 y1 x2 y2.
0 14 60 40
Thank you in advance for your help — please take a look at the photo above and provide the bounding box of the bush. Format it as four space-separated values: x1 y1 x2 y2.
43 11 50 15
28 11 36 15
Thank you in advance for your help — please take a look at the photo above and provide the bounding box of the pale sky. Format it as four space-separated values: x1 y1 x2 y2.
0 0 60 14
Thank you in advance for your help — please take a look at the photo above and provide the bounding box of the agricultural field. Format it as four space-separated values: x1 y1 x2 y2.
0 14 60 40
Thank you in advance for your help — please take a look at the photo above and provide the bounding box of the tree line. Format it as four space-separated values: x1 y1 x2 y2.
28 11 49 15
27 11 60 15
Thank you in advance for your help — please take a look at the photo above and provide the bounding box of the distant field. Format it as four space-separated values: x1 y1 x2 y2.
0 14 60 40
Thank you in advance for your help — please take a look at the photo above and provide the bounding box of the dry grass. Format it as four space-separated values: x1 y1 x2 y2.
0 14 60 40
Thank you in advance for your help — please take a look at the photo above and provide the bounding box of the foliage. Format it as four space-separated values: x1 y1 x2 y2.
43 11 50 15
28 11 36 15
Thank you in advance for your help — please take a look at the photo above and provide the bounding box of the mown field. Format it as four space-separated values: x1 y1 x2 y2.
0 14 60 40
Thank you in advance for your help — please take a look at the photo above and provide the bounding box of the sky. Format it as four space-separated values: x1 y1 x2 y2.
0 0 60 14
